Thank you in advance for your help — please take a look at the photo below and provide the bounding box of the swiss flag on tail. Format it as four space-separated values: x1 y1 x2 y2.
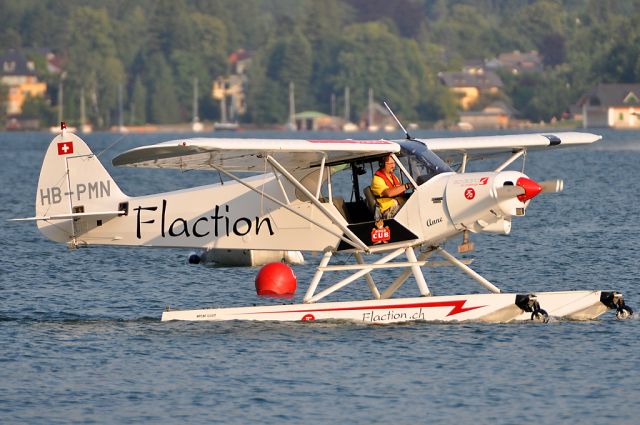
57 141 74 155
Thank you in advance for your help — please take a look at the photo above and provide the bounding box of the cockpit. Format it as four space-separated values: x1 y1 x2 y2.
397 140 453 185
307 141 453 224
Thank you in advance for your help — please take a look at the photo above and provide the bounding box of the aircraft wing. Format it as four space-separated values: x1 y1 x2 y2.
416 132 601 165
112 138 400 172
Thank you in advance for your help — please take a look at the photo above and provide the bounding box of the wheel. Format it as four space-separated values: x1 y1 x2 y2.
531 308 549 323
616 305 633 320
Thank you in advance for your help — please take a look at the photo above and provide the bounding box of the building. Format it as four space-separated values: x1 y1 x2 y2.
439 65 503 110
228 48 252 75
575 83 640 128
458 101 515 130
0 49 47 115
211 49 252 122
212 74 246 120
487 50 543 75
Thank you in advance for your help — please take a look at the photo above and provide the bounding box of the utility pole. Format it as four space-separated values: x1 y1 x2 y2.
288 81 296 130
344 86 350 122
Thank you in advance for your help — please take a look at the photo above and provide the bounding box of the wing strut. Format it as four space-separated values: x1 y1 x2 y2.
494 149 525 172
209 162 367 251
266 155 369 252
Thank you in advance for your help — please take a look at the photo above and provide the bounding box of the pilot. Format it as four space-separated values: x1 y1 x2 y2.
371 154 412 218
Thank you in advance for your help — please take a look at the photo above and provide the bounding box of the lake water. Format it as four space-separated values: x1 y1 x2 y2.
1 129 639 424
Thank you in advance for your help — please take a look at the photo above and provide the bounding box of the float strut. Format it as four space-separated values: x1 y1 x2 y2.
304 251 333 303
437 247 501 293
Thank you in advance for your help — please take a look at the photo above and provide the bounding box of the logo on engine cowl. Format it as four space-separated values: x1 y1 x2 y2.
464 188 476 200
452 176 490 186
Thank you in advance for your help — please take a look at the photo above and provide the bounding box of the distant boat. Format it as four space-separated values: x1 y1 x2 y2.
342 122 358 132
213 121 239 131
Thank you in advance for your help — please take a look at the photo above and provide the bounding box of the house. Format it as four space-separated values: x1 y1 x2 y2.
211 49 252 121
228 48 252 76
0 49 47 115
212 74 246 119
458 101 515 130
487 50 543 75
575 84 640 128
357 102 396 131
439 65 503 110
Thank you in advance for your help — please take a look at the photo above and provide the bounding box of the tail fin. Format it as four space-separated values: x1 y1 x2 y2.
36 131 128 244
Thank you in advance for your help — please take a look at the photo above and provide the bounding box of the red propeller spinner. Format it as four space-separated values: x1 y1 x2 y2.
516 177 542 202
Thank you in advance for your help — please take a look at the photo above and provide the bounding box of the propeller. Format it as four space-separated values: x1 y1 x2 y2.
496 178 564 201
496 185 525 199
538 179 564 193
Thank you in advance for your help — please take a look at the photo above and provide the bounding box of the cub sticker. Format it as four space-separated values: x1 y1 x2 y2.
371 220 391 244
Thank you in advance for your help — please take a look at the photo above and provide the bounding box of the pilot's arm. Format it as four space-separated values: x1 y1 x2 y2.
381 182 411 198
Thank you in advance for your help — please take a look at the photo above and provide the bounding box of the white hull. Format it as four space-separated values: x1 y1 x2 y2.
162 290 613 323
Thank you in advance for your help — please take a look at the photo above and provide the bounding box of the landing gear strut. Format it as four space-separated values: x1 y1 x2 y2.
516 294 549 323
601 292 633 319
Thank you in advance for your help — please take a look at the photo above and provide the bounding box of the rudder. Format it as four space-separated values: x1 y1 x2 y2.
36 131 128 243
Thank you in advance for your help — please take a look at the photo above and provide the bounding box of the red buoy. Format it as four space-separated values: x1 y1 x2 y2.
255 262 297 298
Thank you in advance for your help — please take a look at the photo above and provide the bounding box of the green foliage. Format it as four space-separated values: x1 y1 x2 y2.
65 7 124 128
247 24 313 124
501 69 573 122
146 53 181 124
21 94 55 123
0 84 7 124
332 22 420 120
130 76 147 125
2 0 640 127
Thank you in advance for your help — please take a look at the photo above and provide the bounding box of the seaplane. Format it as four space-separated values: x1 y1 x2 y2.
13 117 633 324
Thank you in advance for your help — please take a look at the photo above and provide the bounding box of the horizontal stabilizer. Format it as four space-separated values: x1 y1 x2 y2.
9 211 124 222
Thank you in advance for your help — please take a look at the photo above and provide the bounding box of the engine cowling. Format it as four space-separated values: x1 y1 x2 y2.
444 171 537 235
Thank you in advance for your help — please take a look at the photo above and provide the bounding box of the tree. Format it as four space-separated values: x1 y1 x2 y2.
506 0 567 60
146 53 180 123
347 0 426 38
331 22 428 121
501 69 572 122
130 76 147 125
247 25 313 124
428 4 502 63
21 94 56 124
0 85 7 125
147 0 195 55
65 7 124 128
111 5 148 71
590 13 640 83
303 0 352 112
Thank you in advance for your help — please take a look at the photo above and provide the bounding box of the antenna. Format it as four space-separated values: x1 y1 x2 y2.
383 101 412 140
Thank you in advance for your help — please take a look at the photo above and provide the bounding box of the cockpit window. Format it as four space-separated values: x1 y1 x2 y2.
399 140 453 185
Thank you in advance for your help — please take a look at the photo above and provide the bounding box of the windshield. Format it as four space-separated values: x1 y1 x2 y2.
399 140 453 185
